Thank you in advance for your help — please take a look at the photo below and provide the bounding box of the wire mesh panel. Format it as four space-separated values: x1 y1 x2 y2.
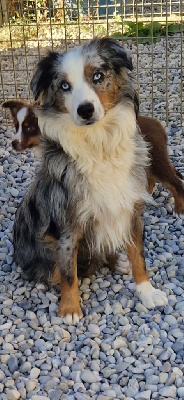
0 0 183 125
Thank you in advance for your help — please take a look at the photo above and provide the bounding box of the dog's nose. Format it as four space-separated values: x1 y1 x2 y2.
12 139 20 150
12 139 24 151
77 102 94 120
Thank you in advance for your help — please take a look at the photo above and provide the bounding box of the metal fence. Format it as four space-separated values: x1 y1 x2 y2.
0 0 183 125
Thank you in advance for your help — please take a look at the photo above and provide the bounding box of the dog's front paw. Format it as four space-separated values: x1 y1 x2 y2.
58 302 83 325
136 281 168 309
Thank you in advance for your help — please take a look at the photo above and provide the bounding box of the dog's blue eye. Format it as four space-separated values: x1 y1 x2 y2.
61 81 70 91
93 72 104 83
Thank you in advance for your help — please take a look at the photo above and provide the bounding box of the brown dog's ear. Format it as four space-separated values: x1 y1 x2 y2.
2 99 28 117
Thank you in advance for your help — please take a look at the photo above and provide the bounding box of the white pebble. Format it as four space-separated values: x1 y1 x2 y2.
173 367 183 378
88 324 101 336
10 188 19 197
81 370 100 383
0 321 12 330
112 337 126 350
135 390 151 399
26 380 37 392
30 368 40 379
6 390 20 400
159 386 176 398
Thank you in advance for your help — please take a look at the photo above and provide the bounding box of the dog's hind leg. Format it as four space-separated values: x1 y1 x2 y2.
162 171 184 214
149 146 184 214
126 203 168 309
155 168 184 214
147 172 156 194
53 229 83 324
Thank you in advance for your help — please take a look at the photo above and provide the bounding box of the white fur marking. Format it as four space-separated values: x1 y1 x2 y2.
15 107 28 139
63 313 80 325
136 281 168 309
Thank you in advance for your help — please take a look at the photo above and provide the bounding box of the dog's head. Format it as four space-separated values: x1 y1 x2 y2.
2 99 40 150
31 38 138 126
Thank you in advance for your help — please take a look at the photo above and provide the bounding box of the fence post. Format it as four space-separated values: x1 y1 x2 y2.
0 0 8 26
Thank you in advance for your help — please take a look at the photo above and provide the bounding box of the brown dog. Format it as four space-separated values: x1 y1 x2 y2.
2 99 40 150
2 99 184 214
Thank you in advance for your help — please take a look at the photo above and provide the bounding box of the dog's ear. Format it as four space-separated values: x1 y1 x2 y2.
98 38 133 72
2 99 26 117
31 52 60 105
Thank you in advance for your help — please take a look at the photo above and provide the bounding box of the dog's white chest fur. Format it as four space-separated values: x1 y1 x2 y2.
87 163 134 252
39 105 149 252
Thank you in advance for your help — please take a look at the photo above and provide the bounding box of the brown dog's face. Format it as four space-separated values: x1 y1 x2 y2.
2 99 40 150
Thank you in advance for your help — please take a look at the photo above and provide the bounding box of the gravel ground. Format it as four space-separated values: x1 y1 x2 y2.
0 123 184 400
0 37 184 400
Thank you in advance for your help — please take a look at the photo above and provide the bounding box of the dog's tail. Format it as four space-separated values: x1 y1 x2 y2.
13 206 56 284
13 232 56 284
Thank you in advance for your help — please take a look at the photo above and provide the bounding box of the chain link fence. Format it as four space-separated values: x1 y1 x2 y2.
0 0 183 125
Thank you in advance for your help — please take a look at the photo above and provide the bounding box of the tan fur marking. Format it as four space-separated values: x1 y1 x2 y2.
58 246 83 318
50 264 61 285
84 64 94 80
84 65 120 110
42 235 60 285
26 136 40 148
147 173 156 194
43 234 56 250
95 79 119 110
54 95 68 113
126 203 149 285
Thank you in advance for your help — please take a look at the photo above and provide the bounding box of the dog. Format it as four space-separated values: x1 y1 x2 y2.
13 38 170 324
3 98 184 213
2 99 40 150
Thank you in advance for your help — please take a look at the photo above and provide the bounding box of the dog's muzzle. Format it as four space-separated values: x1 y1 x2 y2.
12 139 22 151
77 102 94 123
